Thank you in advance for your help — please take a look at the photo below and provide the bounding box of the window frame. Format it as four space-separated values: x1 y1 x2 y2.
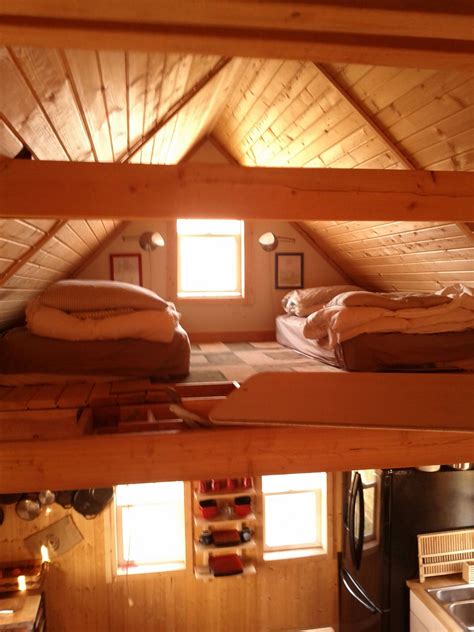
167 220 253 304
261 472 329 561
111 481 191 578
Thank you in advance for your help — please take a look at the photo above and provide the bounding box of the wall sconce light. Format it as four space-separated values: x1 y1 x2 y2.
122 231 165 252
258 232 295 252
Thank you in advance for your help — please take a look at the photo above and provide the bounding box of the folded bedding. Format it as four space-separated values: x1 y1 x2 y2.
302 284 474 349
25 279 181 343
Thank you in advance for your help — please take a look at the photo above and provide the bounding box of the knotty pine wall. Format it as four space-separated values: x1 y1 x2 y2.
0 480 340 632
301 220 474 292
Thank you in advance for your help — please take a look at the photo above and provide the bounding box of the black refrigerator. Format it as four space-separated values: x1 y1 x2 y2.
338 468 474 632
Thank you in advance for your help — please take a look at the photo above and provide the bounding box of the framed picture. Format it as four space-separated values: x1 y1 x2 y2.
275 253 304 289
110 253 143 286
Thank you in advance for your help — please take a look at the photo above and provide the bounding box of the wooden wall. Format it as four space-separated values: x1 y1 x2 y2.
301 220 474 291
0 479 340 632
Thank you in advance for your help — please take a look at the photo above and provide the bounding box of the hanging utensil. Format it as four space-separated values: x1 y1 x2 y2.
73 488 113 519
15 495 42 521
39 490 56 506
54 490 75 509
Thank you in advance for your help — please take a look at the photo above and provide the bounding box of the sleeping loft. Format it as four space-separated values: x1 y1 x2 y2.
0 3 473 631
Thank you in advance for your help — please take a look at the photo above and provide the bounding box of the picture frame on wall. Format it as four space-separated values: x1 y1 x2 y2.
275 253 304 289
110 253 143 286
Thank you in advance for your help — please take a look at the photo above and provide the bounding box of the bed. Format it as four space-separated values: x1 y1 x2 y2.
0 280 191 384
277 284 474 372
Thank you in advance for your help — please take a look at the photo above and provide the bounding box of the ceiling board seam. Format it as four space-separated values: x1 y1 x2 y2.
70 221 129 278
119 57 232 164
50 235 83 258
59 49 98 162
162 56 194 164
0 220 67 287
64 223 94 251
14 219 46 236
124 51 131 153
322 223 454 245
0 113 38 160
5 47 72 161
95 50 116 162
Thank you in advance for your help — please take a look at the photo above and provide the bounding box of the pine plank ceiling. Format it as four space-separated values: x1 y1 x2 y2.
1 45 474 327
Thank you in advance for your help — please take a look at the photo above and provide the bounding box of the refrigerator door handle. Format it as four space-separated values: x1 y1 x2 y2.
348 472 365 569
340 567 382 615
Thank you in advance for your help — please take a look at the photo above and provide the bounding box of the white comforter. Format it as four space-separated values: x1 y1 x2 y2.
303 284 474 349
26 299 180 343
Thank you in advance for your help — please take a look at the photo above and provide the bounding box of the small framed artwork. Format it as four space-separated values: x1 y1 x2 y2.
275 253 304 289
110 253 143 286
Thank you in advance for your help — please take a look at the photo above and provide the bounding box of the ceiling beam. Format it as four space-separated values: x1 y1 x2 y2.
1 161 473 222
1 2 473 70
0 423 472 492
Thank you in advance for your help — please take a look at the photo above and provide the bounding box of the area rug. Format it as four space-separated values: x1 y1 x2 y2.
184 341 341 383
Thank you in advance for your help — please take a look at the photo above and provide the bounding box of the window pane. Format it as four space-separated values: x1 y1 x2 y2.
360 469 377 486
264 492 318 548
121 503 185 564
364 486 375 539
179 235 240 294
262 472 325 494
116 482 183 506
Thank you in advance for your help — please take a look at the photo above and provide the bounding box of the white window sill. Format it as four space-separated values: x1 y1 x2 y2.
263 547 326 562
116 562 186 577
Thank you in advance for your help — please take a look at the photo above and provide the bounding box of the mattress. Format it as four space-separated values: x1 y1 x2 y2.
0 325 191 383
276 314 474 371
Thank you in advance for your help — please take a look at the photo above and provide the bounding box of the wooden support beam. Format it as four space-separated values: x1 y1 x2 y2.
0 219 67 286
1 1 473 70
0 424 472 493
1 161 473 222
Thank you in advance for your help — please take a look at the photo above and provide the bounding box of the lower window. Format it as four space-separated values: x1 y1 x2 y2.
262 472 327 560
114 481 186 575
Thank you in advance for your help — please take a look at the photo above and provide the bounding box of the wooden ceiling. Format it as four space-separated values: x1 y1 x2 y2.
0 36 473 327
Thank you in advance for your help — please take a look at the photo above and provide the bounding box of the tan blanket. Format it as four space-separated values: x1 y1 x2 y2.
26 299 179 343
303 285 474 349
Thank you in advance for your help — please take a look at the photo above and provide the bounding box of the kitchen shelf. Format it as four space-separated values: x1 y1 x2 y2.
194 561 256 581
194 540 256 554
195 488 256 501
194 512 256 529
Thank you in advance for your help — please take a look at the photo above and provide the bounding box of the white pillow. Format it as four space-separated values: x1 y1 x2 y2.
282 285 362 317
39 280 168 312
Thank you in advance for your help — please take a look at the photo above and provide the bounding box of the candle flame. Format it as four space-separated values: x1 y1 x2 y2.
40 544 50 564
17 575 27 592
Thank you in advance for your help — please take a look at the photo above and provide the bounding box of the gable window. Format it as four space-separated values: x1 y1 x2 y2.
176 219 245 298
262 472 327 561
114 481 186 575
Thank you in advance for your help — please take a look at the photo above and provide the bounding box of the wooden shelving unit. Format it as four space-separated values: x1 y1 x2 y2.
194 561 257 581
192 479 259 581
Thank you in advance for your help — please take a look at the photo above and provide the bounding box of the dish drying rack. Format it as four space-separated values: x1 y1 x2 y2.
418 528 474 583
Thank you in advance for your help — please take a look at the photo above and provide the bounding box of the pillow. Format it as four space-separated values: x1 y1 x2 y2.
39 280 168 312
282 285 362 317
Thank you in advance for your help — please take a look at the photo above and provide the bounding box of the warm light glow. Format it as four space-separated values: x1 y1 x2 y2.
177 219 244 297
17 576 27 592
40 544 50 563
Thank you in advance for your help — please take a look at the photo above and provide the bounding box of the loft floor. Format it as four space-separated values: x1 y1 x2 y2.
186 341 341 383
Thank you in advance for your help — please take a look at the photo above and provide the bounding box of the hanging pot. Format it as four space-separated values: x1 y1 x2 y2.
73 488 113 519
15 495 42 521
54 490 75 509
39 490 56 506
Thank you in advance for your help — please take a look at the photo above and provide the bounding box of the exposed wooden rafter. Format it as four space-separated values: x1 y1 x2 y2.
119 57 232 163
1 1 473 70
289 221 356 285
70 221 129 277
1 161 473 222
314 63 474 254
0 219 67 286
